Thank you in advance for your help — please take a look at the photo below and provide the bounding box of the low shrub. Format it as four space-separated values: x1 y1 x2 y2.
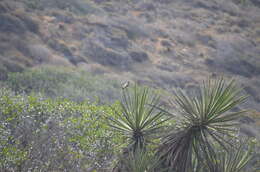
0 87 122 171
6 66 121 103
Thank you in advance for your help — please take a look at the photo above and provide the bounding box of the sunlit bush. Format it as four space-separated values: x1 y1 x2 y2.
0 88 122 171
6 66 121 103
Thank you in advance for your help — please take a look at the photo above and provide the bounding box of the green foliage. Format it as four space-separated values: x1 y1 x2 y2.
109 85 168 152
0 89 27 170
157 78 248 171
1 76 258 171
6 66 121 103
119 149 166 172
62 101 122 168
24 0 42 9
0 88 122 171
210 141 254 172
109 78 257 172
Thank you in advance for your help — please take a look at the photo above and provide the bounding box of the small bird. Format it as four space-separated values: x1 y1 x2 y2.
121 81 130 89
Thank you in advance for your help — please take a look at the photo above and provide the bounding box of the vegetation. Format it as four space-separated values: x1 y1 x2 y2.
118 149 165 172
23 0 42 9
110 78 258 172
6 66 121 103
0 76 259 171
158 79 248 171
1 0 259 170
109 85 168 152
0 88 122 171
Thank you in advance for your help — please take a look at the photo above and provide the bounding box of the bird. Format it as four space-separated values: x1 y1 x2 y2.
121 81 130 89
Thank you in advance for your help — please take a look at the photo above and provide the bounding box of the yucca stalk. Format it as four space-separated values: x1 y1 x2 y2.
158 78 247 171
109 85 168 152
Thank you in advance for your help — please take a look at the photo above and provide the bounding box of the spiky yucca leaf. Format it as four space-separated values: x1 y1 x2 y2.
109 85 168 151
158 78 247 171
206 140 254 172
191 141 253 172
118 149 167 172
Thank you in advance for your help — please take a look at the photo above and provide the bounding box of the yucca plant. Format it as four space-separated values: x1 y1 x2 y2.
209 141 253 172
109 85 168 152
190 138 255 172
157 78 248 171
119 148 167 172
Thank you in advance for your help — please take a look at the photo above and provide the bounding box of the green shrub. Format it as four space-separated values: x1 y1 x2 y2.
6 66 121 103
23 0 42 9
119 149 166 172
1 75 259 171
0 88 122 171
110 78 258 172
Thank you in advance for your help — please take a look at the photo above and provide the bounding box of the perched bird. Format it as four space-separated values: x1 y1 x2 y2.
121 81 130 89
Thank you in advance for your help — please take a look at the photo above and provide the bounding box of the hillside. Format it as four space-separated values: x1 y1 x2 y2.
0 0 260 171
0 0 260 136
